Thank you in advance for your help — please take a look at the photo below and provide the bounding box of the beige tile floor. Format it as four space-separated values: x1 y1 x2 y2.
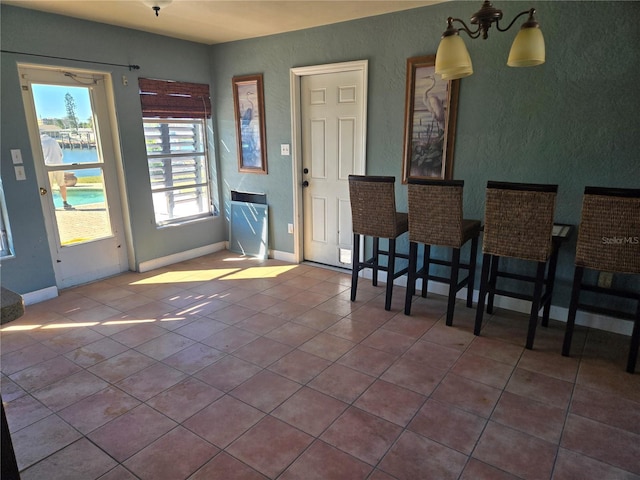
1 250 639 479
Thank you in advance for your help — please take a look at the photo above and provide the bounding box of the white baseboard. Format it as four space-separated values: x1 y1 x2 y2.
22 286 58 305
271 249 297 263
361 270 633 337
138 241 227 273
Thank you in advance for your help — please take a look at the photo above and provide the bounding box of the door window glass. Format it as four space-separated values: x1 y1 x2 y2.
32 84 112 246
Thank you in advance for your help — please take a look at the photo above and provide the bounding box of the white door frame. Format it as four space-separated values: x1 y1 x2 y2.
289 60 368 264
19 63 134 287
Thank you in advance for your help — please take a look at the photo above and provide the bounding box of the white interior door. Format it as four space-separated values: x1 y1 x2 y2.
20 65 128 289
299 67 366 267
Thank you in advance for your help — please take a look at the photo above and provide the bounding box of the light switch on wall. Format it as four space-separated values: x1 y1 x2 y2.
15 166 26 181
280 144 290 156
11 149 23 164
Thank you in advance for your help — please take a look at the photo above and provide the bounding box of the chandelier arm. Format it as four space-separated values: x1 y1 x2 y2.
495 8 536 33
448 18 482 39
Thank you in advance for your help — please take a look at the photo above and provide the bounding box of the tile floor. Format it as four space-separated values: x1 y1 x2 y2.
1 251 639 480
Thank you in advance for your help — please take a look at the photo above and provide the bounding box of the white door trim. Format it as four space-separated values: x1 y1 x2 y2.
19 63 133 285
289 60 368 264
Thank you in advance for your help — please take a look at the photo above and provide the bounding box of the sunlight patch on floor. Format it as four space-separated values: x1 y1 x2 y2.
128 265 299 285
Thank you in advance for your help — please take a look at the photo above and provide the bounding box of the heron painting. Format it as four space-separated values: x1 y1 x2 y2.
402 55 460 183
233 74 268 174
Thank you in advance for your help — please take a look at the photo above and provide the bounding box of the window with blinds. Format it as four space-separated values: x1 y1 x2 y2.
139 78 216 225
144 119 212 225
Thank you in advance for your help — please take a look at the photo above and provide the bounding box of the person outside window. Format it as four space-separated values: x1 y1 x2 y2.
40 133 73 210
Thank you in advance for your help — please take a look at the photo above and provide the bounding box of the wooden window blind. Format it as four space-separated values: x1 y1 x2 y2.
139 78 211 119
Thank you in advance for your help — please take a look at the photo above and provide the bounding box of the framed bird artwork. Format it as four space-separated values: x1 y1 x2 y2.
402 55 459 183
233 74 268 174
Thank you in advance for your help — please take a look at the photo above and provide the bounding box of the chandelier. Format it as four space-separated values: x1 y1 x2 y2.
434 1 545 80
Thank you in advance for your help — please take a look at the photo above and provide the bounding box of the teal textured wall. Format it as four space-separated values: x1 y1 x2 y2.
210 1 640 305
1 2 638 308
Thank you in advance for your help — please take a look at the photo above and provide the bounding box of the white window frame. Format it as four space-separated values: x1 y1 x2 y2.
143 118 214 226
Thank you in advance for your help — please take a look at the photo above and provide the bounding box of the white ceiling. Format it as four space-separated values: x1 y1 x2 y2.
2 0 444 45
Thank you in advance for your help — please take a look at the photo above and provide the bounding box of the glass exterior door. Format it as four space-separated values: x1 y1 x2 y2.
33 83 113 246
20 65 128 288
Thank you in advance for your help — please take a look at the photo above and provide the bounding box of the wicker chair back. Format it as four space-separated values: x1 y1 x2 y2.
576 187 640 274
408 179 464 248
483 181 557 263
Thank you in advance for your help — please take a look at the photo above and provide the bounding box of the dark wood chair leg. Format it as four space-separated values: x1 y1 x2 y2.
350 233 360 302
474 253 492 336
487 255 499 314
467 235 479 308
404 242 418 315
385 238 396 311
1 399 20 480
525 261 546 350
421 244 431 298
562 266 584 357
372 237 380 286
626 300 640 374
446 248 461 326
542 243 560 327
409 245 418 298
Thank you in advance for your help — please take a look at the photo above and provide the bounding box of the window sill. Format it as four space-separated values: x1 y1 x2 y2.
155 214 219 230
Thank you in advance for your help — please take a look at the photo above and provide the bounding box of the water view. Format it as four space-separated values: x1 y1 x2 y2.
60 148 100 177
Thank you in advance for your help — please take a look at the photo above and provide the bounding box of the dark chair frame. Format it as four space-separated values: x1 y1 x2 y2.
562 186 640 373
474 181 559 349
1 399 19 480
349 175 409 311
403 179 481 325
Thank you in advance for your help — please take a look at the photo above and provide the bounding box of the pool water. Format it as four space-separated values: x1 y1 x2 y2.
52 188 106 208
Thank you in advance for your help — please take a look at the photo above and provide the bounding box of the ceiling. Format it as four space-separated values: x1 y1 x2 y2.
2 0 444 45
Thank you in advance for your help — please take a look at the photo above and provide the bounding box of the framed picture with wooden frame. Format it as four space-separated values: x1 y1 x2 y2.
233 74 268 174
402 55 460 183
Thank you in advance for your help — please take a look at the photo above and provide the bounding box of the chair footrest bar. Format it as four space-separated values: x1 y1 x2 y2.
489 288 552 308
415 272 470 290
361 257 389 272
417 273 451 284
491 288 536 303
494 270 548 284
576 302 637 321
391 267 409 279
580 283 640 300
375 250 410 261
425 258 472 270
455 276 470 291
357 261 408 279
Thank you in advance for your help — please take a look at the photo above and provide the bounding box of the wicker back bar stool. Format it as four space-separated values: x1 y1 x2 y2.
404 178 481 325
562 186 640 373
348 175 409 311
474 181 559 349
